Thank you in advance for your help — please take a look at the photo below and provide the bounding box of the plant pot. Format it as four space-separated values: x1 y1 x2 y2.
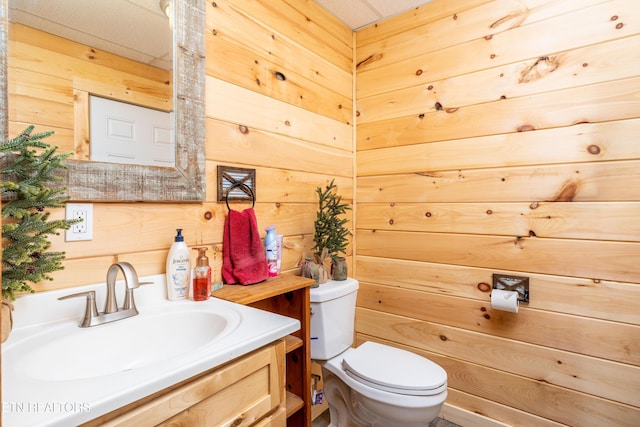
1 299 14 343
331 257 348 281
300 257 329 286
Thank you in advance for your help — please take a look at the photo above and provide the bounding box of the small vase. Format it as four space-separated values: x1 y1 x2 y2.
300 257 320 287
332 257 348 281
300 257 330 286
1 299 14 343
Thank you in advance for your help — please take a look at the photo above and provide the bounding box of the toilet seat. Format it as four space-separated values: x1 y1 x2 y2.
342 342 447 396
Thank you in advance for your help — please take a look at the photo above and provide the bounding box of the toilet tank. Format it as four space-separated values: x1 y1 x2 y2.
310 278 359 360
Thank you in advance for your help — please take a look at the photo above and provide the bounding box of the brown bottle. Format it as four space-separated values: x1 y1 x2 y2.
192 247 211 301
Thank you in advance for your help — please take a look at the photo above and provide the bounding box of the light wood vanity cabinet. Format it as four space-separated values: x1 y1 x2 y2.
81 339 287 427
215 276 314 427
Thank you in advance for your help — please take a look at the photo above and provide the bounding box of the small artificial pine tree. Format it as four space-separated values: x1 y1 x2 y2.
1 126 78 301
312 179 351 264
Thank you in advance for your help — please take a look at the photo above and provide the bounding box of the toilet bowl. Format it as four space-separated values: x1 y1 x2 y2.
310 278 447 427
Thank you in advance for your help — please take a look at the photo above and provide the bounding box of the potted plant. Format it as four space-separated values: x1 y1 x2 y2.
301 179 351 283
1 126 79 342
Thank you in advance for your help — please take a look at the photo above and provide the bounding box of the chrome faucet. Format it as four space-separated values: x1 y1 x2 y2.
104 262 140 314
58 262 145 327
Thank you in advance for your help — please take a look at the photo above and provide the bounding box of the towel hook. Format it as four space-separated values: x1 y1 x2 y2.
225 182 255 211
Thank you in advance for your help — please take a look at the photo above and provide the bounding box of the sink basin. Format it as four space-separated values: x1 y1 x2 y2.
18 308 238 381
2 276 300 427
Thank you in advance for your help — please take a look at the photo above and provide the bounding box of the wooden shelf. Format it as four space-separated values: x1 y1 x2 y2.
214 275 314 426
285 334 303 353
213 274 314 305
286 391 304 416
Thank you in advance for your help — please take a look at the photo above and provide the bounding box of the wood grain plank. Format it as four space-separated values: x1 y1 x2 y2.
358 36 640 124
357 0 639 98
356 282 640 364
356 0 492 46
205 119 353 176
221 0 352 72
355 334 640 427
207 0 352 98
355 255 640 325
357 202 640 241
356 229 639 283
357 76 640 150
206 34 352 124
357 161 640 203
357 120 640 175
206 76 352 151
356 0 607 73
356 308 640 406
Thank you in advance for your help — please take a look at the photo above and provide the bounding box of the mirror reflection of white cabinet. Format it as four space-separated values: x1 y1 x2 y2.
89 96 175 167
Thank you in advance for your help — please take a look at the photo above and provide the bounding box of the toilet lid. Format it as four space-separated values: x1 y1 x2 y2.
342 342 447 396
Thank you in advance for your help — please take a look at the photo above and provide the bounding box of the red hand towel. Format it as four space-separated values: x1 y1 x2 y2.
222 207 268 285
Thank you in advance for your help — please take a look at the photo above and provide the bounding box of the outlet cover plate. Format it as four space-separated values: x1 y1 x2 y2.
65 203 93 241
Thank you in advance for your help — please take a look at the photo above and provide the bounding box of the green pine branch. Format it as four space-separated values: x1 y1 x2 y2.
312 179 351 263
2 126 79 300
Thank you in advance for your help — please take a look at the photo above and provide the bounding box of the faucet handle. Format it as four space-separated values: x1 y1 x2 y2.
58 291 99 327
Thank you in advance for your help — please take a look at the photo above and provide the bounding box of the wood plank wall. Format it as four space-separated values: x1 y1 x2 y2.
6 2 354 293
354 0 640 426
7 0 640 426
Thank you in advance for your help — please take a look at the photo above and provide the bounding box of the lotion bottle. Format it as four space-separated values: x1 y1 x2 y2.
166 229 190 300
192 247 211 301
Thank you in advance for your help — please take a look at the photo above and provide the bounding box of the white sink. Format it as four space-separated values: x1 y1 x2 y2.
17 307 238 382
2 275 300 427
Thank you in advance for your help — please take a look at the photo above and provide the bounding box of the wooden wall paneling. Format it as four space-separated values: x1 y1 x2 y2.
206 0 352 99
356 0 493 46
356 0 639 98
357 35 640 124
221 0 352 72
356 308 640 406
8 24 171 156
356 281 640 364
357 161 640 203
355 336 639 427
8 94 72 130
442 389 567 427
7 121 82 155
356 0 609 73
9 24 168 82
357 202 640 241
9 35 170 101
356 229 639 283
357 119 640 175
205 119 353 176
8 67 72 104
47 200 341 259
280 0 353 49
206 77 352 151
355 256 640 325
358 77 640 150
205 163 353 206
206 35 352 124
355 0 640 424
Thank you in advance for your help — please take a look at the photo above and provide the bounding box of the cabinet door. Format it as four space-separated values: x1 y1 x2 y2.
96 340 286 427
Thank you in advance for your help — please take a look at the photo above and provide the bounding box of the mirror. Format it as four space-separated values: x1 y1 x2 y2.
0 0 206 202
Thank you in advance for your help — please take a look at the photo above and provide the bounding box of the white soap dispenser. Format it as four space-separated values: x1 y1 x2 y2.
166 228 191 300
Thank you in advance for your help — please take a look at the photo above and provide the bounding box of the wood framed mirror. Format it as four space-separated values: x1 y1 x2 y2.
0 0 206 202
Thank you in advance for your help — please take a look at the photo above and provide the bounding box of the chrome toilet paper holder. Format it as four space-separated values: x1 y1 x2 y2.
492 274 529 303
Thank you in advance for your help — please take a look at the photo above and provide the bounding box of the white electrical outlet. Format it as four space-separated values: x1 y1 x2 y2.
65 203 94 241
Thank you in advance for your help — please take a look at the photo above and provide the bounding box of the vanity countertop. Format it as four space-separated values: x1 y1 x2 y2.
2 275 299 427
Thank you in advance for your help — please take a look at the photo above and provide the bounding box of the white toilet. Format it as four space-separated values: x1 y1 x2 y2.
310 278 447 427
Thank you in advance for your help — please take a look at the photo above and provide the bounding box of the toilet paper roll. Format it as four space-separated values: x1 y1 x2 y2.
491 289 519 313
